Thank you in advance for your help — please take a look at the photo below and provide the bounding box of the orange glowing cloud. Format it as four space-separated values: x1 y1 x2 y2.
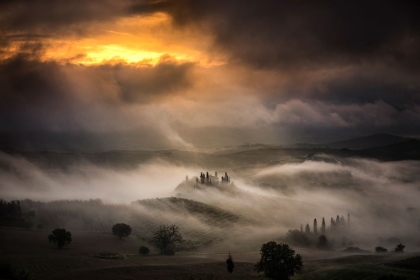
3 12 224 67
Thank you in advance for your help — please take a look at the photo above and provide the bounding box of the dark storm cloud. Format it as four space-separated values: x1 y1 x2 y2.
141 0 420 70
134 0 420 109
0 0 129 34
6 34 52 40
0 52 85 132
111 59 194 103
0 52 194 132
266 65 420 108
2 0 420 72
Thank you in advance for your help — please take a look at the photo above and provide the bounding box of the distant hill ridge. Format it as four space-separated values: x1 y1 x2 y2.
357 139 420 160
321 133 413 150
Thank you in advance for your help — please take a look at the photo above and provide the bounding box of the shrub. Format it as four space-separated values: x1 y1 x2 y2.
395 244 405 253
376 246 388 253
317 235 329 250
48 228 72 248
139 246 150 255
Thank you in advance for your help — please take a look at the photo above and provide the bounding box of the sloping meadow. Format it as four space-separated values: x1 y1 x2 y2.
1 150 420 252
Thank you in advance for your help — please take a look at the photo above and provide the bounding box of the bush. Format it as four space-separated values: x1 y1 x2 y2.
48 228 72 248
317 235 329 250
376 246 388 253
139 246 150 255
112 223 132 239
395 244 405 253
255 241 303 280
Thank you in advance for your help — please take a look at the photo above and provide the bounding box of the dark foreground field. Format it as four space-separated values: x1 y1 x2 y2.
1 228 419 280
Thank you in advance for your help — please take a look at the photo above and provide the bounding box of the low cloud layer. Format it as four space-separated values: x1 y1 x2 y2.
1 151 419 250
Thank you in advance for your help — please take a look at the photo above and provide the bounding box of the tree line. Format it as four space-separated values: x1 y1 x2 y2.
0 200 34 228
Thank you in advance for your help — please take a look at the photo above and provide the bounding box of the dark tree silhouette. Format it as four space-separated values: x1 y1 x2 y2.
395 244 405 253
330 217 336 228
139 246 150 255
152 224 183 254
226 253 234 274
112 223 132 239
255 241 303 280
340 216 346 226
375 246 388 253
321 217 326 234
285 230 311 247
0 259 30 280
317 235 329 250
48 228 72 248
0 200 34 228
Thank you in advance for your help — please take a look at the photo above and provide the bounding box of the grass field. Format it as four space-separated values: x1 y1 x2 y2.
1 228 419 280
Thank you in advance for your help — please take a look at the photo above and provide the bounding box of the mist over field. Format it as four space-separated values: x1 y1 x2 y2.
2 1 420 279
0 151 194 203
1 149 419 252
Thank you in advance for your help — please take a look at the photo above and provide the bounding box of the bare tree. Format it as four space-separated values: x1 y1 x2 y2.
152 224 183 254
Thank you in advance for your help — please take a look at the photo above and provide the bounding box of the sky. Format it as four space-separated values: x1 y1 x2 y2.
1 0 420 151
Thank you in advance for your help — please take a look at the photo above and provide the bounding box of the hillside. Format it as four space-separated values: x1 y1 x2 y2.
132 197 241 227
318 139 420 161
359 139 420 160
320 133 412 150
19 198 245 251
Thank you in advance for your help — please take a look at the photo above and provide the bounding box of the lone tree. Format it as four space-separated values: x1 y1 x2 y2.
395 244 405 253
255 241 303 280
112 223 132 239
152 224 183 254
48 228 72 248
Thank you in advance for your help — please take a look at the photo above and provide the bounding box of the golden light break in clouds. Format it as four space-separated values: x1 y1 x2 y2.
3 12 224 67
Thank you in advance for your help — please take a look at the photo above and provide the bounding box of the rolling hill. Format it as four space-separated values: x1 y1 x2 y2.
320 133 413 150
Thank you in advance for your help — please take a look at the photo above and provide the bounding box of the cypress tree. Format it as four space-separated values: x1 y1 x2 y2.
321 217 326 234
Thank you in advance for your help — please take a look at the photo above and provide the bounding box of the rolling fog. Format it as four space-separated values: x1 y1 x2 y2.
1 150 419 252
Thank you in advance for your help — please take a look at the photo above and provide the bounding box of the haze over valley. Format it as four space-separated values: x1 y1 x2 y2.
1 1 420 279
